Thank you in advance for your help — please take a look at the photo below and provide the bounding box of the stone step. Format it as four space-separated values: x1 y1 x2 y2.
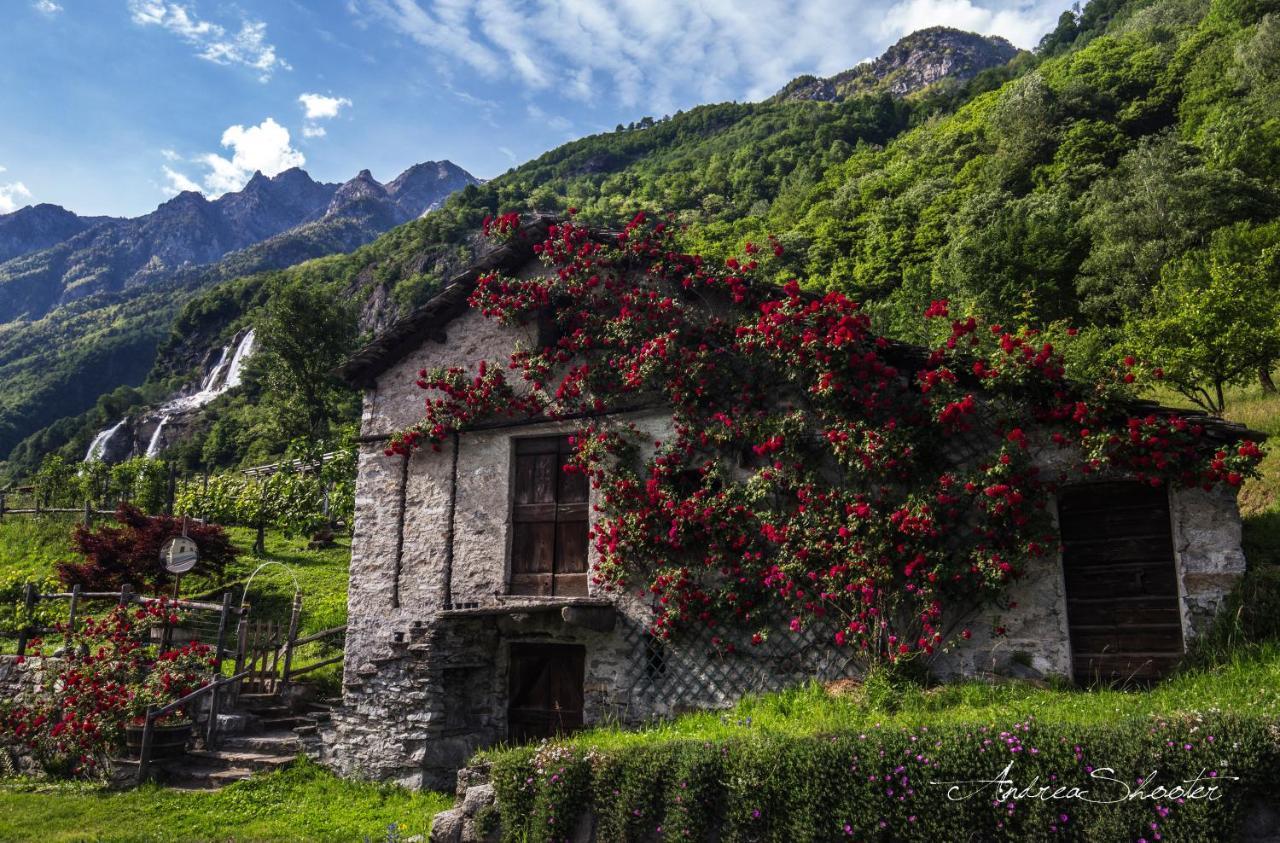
244 704 292 718
260 716 306 731
220 731 302 753
166 765 261 788
186 748 296 769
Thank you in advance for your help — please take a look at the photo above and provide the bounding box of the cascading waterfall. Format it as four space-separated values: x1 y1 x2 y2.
83 327 257 462
84 418 127 462
222 328 255 391
143 416 168 459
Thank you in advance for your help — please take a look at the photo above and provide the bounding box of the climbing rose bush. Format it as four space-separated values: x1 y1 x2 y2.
0 601 213 777
388 214 1262 666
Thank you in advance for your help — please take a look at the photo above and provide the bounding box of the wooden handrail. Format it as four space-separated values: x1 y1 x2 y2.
284 654 342 678
137 668 251 782
289 625 347 648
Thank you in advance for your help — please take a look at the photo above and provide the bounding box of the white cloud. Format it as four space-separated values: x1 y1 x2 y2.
128 0 289 80
33 0 62 14
159 118 305 198
299 93 353 120
878 0 1057 50
0 181 33 213
198 118 305 195
161 165 202 195
362 0 1061 113
298 93 352 139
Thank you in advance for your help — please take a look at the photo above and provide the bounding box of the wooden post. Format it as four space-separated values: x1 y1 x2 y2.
253 482 266 556
119 583 134 607
166 462 177 516
15 582 36 657
280 592 303 691
137 708 155 783
233 613 248 680
83 500 92 527
205 674 224 749
1 491 6 521
212 592 232 671
66 584 81 652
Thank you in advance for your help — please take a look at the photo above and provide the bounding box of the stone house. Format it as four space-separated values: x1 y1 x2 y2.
323 219 1257 789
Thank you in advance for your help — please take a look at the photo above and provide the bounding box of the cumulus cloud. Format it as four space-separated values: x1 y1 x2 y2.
128 0 289 80
299 93 353 120
33 0 62 14
360 0 1062 113
298 93 352 139
160 118 305 198
0 180 33 213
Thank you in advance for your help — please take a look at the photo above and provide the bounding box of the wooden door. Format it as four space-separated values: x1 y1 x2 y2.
510 436 589 596
1058 482 1184 684
507 643 585 742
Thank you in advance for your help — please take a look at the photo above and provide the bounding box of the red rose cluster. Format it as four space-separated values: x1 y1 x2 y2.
385 214 1262 666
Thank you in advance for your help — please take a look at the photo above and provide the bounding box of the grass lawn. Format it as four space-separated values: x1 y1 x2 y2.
479 644 1280 758
0 760 451 843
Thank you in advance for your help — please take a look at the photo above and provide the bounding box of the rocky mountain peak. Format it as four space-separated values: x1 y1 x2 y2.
0 203 95 263
386 160 479 218
776 26 1022 102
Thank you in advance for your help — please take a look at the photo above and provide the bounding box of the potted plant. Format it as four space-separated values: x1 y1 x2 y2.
122 638 216 760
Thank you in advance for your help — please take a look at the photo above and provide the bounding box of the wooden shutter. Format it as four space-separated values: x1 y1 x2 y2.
507 643 585 742
1059 482 1184 685
510 436 588 596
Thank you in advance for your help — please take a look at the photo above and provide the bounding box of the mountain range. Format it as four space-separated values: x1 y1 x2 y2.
0 161 477 467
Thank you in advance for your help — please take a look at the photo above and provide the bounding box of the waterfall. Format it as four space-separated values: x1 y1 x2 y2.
144 416 168 459
82 327 257 462
222 328 256 391
84 419 126 462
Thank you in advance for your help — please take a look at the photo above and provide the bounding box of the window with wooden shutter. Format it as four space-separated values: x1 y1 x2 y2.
509 436 589 596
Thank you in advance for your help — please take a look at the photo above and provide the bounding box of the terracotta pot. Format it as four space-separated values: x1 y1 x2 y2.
124 721 192 759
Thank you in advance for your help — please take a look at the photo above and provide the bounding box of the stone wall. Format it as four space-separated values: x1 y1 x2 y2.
1171 484 1248 638
0 655 53 774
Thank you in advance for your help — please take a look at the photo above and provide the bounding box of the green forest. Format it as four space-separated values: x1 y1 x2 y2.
8 0 1280 480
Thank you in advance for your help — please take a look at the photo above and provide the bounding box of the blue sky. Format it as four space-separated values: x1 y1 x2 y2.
0 0 1072 218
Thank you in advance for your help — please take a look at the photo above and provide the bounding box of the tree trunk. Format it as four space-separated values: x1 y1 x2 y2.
1260 366 1277 394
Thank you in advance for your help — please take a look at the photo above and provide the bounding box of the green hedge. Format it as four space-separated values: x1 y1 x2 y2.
489 714 1278 841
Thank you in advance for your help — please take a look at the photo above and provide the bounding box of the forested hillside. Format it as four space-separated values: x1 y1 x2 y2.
14 0 1280 476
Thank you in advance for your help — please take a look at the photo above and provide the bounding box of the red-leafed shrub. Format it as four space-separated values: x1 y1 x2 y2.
55 504 238 593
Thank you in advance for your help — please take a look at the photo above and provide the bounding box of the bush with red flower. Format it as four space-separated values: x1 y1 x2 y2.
0 600 213 778
387 214 1262 668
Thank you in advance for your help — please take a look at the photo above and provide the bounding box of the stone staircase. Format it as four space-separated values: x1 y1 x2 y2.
115 692 337 790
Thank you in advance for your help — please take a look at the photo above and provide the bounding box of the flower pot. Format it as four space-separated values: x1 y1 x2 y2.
124 721 192 760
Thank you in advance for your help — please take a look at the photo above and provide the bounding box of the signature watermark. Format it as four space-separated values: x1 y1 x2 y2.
932 761 1238 804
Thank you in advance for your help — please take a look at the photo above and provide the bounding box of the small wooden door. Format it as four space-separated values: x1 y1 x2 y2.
1058 482 1184 684
510 436 589 596
507 643 585 742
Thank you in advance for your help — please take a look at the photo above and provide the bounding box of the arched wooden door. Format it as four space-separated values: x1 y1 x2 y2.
1058 482 1185 684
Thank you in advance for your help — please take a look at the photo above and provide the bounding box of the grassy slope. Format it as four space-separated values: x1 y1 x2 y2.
0 760 450 843
495 646 1278 759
